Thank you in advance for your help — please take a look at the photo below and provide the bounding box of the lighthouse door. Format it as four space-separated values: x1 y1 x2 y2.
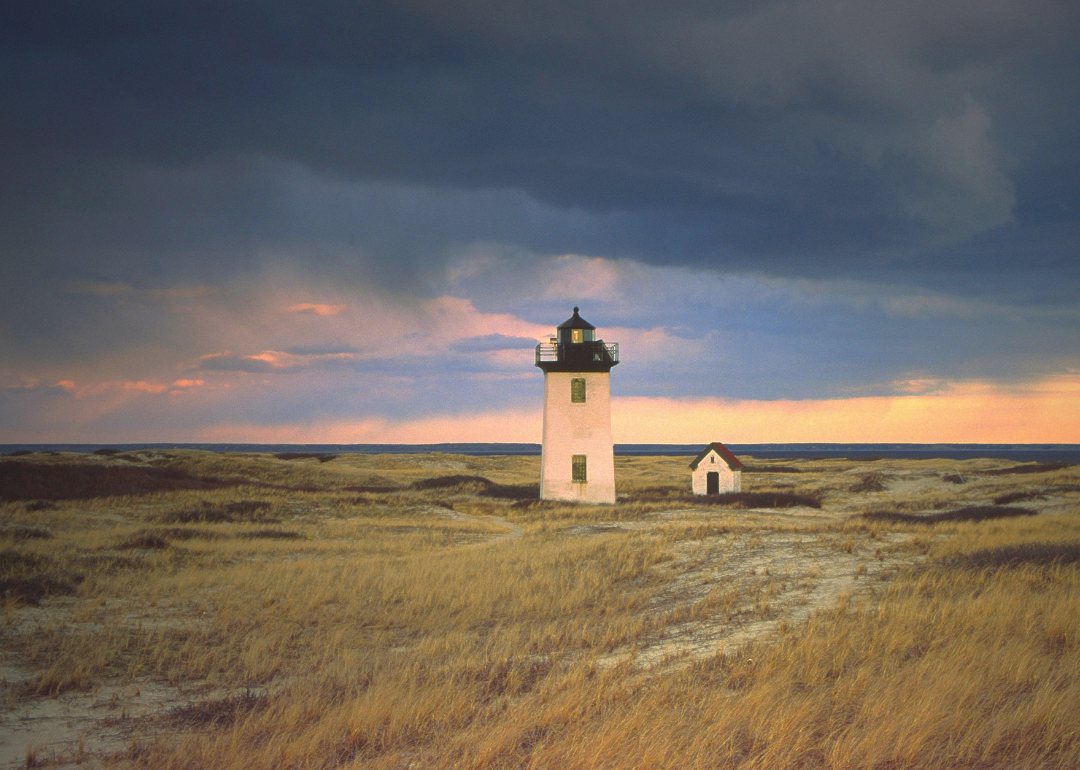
706 472 720 495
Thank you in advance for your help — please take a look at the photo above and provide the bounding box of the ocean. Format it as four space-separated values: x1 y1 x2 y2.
3 443 1079 463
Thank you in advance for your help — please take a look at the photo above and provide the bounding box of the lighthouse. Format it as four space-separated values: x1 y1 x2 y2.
535 307 619 504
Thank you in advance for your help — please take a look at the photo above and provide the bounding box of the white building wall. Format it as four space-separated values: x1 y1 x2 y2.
540 370 616 504
691 450 741 494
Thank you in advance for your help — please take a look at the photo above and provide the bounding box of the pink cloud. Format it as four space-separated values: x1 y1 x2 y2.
288 303 347 316
34 379 175 399
122 381 168 394
191 349 360 373
541 254 623 302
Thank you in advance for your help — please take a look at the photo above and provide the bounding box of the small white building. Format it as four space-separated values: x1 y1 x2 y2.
690 442 744 495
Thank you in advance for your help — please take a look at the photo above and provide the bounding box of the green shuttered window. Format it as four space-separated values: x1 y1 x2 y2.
572 454 587 482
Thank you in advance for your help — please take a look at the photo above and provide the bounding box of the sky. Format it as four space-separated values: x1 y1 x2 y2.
1 0 1079 444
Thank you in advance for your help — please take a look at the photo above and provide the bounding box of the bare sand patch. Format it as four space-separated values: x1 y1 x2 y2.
594 523 920 668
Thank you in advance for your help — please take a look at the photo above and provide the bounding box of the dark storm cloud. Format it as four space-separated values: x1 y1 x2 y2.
3 0 1079 293
0 382 72 397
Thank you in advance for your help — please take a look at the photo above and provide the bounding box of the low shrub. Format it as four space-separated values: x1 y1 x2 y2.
993 490 1048 505
708 491 822 509
411 475 491 490
341 474 400 494
483 482 540 499
119 532 170 550
235 529 304 540
0 525 51 540
159 500 275 524
224 500 274 517
410 475 539 500
0 548 50 573
149 527 221 541
274 452 337 463
161 507 233 524
168 691 268 729
982 462 1069 476
0 460 238 501
946 542 1080 570
849 473 888 493
70 553 143 572
861 505 1037 525
621 486 696 504
0 574 75 605
0 549 77 604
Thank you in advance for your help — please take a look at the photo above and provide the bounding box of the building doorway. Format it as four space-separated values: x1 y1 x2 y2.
707 471 719 494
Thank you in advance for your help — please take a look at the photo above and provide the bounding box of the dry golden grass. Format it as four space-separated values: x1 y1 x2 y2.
1 450 1078 769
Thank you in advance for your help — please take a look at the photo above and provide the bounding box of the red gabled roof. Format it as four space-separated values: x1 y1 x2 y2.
689 442 745 470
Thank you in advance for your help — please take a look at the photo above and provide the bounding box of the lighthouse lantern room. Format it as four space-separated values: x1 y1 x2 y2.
535 307 619 504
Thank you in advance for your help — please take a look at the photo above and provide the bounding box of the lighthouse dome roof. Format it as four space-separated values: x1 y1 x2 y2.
557 307 596 330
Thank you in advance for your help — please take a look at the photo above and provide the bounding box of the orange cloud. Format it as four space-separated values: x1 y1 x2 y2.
288 303 347 316
122 380 168 394
52 379 176 398
171 379 205 388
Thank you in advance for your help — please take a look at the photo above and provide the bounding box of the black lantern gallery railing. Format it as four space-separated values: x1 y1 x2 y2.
535 341 619 366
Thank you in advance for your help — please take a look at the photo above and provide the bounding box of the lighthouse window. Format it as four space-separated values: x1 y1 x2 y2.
571 378 586 403
572 328 584 343
572 455 587 482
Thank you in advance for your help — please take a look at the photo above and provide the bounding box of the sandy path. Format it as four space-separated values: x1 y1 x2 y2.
632 529 911 666
423 504 524 546
565 511 920 669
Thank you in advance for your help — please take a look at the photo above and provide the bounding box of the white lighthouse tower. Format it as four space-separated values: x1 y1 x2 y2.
535 307 619 504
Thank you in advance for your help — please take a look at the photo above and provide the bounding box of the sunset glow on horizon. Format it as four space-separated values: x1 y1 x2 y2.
7 370 1077 446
